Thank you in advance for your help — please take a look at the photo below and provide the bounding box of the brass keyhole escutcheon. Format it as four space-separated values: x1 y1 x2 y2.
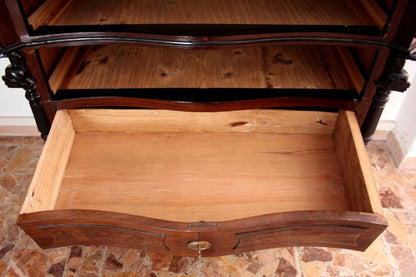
187 241 212 260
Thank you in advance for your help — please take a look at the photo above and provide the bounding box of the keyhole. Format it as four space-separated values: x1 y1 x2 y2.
187 241 212 261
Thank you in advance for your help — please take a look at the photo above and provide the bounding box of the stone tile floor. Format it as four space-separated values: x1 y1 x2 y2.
0 136 415 276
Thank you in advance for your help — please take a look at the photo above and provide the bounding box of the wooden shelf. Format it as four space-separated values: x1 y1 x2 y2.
48 45 365 93
28 0 387 30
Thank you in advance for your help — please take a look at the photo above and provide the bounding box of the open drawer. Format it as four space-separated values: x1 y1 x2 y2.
17 109 387 257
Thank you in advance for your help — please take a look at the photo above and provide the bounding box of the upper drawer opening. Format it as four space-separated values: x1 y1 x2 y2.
38 44 374 107
23 0 388 34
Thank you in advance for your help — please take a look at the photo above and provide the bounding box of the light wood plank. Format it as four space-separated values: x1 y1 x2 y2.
333 46 366 94
345 0 387 29
64 46 267 89
333 110 384 215
48 47 87 93
20 110 76 213
50 0 368 26
56 132 347 222
357 0 388 29
200 48 267 88
28 0 73 29
263 46 348 89
60 45 354 90
68 109 338 135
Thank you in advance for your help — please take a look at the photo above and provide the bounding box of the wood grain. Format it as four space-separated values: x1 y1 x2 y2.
17 209 387 255
55 108 348 222
345 0 387 28
28 0 73 29
357 0 388 29
263 46 348 89
18 109 386 254
67 109 338 135
20 110 75 214
63 46 266 89
333 110 383 214
48 46 87 93
59 45 355 90
333 46 366 94
45 0 371 27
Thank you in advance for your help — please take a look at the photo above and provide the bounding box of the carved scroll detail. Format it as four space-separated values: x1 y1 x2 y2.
3 52 35 88
1 51 50 140
361 52 411 143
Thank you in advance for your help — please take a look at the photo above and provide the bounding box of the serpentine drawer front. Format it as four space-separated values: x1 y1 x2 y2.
17 108 387 257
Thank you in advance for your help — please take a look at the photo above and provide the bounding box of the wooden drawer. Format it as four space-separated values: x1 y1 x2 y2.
17 109 387 257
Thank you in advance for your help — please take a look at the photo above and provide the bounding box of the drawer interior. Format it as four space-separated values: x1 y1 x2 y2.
26 0 387 30
21 109 382 223
42 45 370 99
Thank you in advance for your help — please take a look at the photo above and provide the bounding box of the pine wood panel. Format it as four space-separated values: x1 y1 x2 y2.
20 110 75 214
333 110 383 215
55 131 347 222
56 45 354 91
44 0 369 27
28 0 73 29
333 46 366 93
62 46 266 90
67 109 338 135
263 46 348 89
48 47 87 92
345 0 388 29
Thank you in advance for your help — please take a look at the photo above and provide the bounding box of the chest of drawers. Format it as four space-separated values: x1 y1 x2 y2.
1 0 415 256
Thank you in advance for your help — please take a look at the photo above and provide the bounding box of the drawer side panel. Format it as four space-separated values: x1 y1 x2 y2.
20 110 76 214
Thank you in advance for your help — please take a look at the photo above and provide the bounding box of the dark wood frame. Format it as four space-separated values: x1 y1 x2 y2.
18 209 387 256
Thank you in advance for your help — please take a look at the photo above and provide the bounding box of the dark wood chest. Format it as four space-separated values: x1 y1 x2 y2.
1 0 415 256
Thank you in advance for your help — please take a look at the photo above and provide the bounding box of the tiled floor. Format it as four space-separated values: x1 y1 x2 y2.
0 136 415 277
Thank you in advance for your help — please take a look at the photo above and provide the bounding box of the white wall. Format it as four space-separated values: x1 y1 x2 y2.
377 60 416 167
0 58 36 126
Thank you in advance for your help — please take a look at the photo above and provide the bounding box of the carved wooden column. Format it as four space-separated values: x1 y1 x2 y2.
1 51 50 140
361 51 411 144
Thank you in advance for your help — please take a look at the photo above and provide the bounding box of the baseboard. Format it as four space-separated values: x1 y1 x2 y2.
374 120 415 170
0 125 39 136
382 129 416 170
373 120 395 141
372 130 389 141
385 131 405 167
0 116 38 136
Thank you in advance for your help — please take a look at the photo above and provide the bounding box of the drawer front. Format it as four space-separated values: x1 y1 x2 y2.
236 226 366 251
17 210 197 256
28 223 170 253
234 223 380 253
18 210 387 256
